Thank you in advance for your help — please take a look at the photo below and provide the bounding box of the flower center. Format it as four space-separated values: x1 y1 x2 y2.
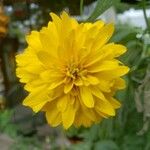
66 64 79 79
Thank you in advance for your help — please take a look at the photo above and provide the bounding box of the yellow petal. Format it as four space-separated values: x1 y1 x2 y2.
92 23 115 51
93 20 104 29
23 65 44 73
109 97 121 109
87 60 119 73
80 87 94 108
50 12 61 25
90 86 107 101
101 43 127 58
52 12 73 42
48 80 64 90
86 75 99 85
61 11 76 33
57 95 69 112
97 66 130 79
97 80 111 92
64 81 74 94
45 102 62 127
98 112 109 118
81 77 90 86
74 110 94 127
39 26 58 57
26 31 42 51
37 51 54 67
16 48 41 67
62 103 76 129
114 78 126 89
16 68 37 83
74 77 83 86
81 106 98 122
16 53 28 67
95 99 115 116
85 43 127 68
40 70 64 84
24 80 45 92
23 86 50 113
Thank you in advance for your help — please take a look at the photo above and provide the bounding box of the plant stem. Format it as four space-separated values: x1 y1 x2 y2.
142 0 150 31
80 0 84 16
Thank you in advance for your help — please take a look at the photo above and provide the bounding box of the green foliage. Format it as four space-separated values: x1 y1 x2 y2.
87 0 120 21
11 136 42 150
0 110 17 137
121 135 145 150
94 140 119 150
0 110 44 150
69 142 92 150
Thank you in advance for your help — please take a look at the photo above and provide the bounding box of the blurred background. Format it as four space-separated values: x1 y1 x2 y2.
0 0 150 150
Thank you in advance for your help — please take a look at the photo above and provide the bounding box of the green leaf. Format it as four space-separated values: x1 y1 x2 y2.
122 135 145 150
94 140 119 150
83 124 99 141
70 142 92 150
87 0 119 22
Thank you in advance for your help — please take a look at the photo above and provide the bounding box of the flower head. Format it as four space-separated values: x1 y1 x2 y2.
16 12 129 129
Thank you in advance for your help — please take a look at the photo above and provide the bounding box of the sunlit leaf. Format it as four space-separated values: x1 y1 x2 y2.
87 0 120 21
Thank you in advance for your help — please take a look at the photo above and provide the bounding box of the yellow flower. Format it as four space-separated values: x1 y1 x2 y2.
16 12 129 129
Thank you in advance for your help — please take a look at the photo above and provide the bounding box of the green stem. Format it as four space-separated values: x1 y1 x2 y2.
142 0 150 31
80 0 84 16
